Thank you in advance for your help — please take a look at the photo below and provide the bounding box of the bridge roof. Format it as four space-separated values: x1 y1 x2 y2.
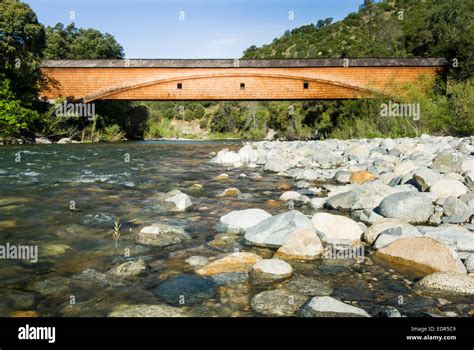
42 58 448 68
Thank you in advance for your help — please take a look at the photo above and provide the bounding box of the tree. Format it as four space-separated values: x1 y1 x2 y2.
44 23 124 59
0 0 45 102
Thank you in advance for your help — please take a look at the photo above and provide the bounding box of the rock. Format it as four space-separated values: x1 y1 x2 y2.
394 160 419 177
265 129 277 141
264 199 284 208
464 171 474 190
108 304 191 317
210 149 240 166
347 144 370 159
373 228 422 249
136 223 190 247
295 180 310 189
214 173 229 180
264 155 289 173
10 311 39 317
185 256 208 267
413 166 440 191
216 209 272 233
299 296 371 317
219 188 241 197
363 218 420 245
279 191 308 202
465 254 474 273
375 306 402 318
349 171 376 185
57 137 71 144
431 152 463 173
326 181 416 212
196 252 262 276
107 258 147 277
275 229 323 261
461 158 474 173
311 213 363 242
250 289 308 316
244 210 315 248
165 193 192 211
189 183 203 191
374 237 466 275
210 272 249 285
238 145 258 164
417 272 474 295
377 192 434 224
153 274 217 306
309 197 326 210
42 244 71 257
442 196 473 223
418 225 474 256
283 274 333 296
334 170 352 184
251 259 293 281
35 137 52 144
430 179 467 199
276 182 291 191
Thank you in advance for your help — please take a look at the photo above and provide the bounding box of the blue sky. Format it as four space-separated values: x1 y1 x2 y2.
26 0 362 58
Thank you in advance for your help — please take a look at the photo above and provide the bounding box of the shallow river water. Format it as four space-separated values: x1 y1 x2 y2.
0 141 472 317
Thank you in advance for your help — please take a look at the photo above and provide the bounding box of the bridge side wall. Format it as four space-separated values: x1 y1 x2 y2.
40 66 443 101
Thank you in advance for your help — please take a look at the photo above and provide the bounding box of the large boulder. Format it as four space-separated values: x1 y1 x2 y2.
275 229 323 260
195 252 262 276
416 272 474 295
311 213 363 242
299 296 371 317
216 209 271 233
374 236 466 275
244 210 315 248
377 192 434 224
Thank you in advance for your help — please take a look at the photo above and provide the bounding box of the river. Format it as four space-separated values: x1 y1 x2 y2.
0 141 472 317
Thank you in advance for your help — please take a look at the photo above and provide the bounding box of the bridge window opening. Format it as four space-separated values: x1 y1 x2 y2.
177 83 182 89
240 83 245 90
303 82 309 89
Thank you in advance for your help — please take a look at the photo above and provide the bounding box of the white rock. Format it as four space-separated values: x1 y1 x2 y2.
300 296 371 317
275 229 324 260
311 213 363 242
430 179 467 199
251 259 293 280
217 208 272 233
165 193 193 211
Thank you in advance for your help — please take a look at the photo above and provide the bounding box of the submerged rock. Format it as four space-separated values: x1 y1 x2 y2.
108 303 192 317
135 223 190 247
153 274 217 306
106 258 147 278
250 289 308 316
283 274 334 296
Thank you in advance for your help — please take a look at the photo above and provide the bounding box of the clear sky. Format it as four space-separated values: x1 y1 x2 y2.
25 0 363 59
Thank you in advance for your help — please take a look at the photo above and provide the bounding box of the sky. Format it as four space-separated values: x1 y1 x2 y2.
26 0 363 59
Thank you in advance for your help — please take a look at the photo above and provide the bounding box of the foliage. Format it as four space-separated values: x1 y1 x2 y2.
99 124 125 142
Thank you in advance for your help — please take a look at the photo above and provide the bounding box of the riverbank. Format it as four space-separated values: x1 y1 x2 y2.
0 137 473 317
